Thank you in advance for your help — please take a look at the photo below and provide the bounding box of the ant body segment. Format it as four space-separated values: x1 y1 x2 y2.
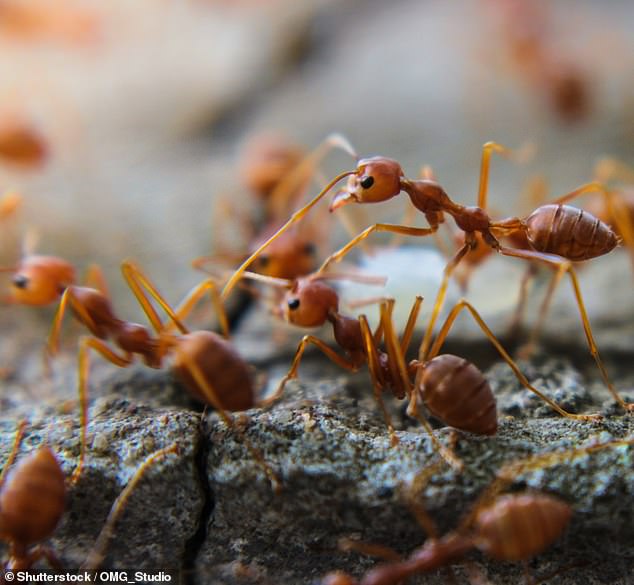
323 492 571 585
322 435 634 585
0 421 179 576
225 142 632 412
46 261 278 488
240 270 599 469
0 118 48 169
195 133 357 283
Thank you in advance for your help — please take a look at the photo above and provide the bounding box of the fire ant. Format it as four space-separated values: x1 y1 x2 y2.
479 0 592 123
239 269 600 470
323 491 571 585
321 434 633 585
46 260 279 488
195 133 357 283
223 141 632 412
0 117 48 169
0 420 178 575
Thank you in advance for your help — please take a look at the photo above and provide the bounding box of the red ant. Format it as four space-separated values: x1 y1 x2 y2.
323 492 571 585
240 270 600 470
321 434 633 585
195 133 357 283
0 0 101 46
0 117 48 169
479 0 592 123
0 420 178 576
46 260 278 488
223 142 632 412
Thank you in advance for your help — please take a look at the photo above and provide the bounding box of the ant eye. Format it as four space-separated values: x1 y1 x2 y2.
12 275 28 289
258 255 270 267
287 298 300 310
360 176 374 189
303 243 316 256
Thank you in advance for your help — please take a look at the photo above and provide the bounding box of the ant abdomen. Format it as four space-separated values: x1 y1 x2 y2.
473 493 572 561
0 447 65 546
525 204 618 261
417 354 497 435
172 331 256 411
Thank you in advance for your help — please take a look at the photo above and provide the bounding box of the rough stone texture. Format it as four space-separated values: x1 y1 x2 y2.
0 397 204 580
196 372 634 585
2 0 634 584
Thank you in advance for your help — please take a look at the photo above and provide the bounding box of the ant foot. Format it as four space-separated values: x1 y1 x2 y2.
578 413 603 423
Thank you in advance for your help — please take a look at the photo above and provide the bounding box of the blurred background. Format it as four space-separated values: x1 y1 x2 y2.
1 0 634 358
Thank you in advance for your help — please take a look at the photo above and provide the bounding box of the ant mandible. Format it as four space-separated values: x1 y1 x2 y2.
223 141 632 412
46 261 279 489
0 420 178 575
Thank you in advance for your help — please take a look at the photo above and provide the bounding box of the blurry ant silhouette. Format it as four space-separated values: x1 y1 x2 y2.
0 0 101 46
223 141 631 412
46 261 278 488
321 434 634 585
0 420 178 575
480 0 592 123
0 116 48 169
239 270 600 469
195 133 358 283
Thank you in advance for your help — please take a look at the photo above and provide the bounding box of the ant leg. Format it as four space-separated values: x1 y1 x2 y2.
400 296 424 354
191 251 248 276
338 538 402 562
379 299 412 396
0 419 27 484
81 444 179 571
161 278 229 338
222 169 356 299
507 263 538 339
48 287 102 355
25 545 64 571
175 351 281 491
520 263 567 357
83 263 109 297
426 299 602 421
317 224 438 274
478 141 534 210
418 241 472 363
120 260 188 335
72 337 133 485
387 203 418 249
477 142 512 210
358 313 398 445
402 457 446 539
499 245 633 412
268 132 358 218
263 335 360 407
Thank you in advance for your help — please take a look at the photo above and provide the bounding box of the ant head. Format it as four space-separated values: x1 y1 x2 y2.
250 229 317 280
329 157 404 211
9 255 75 306
281 278 339 327
239 134 304 199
